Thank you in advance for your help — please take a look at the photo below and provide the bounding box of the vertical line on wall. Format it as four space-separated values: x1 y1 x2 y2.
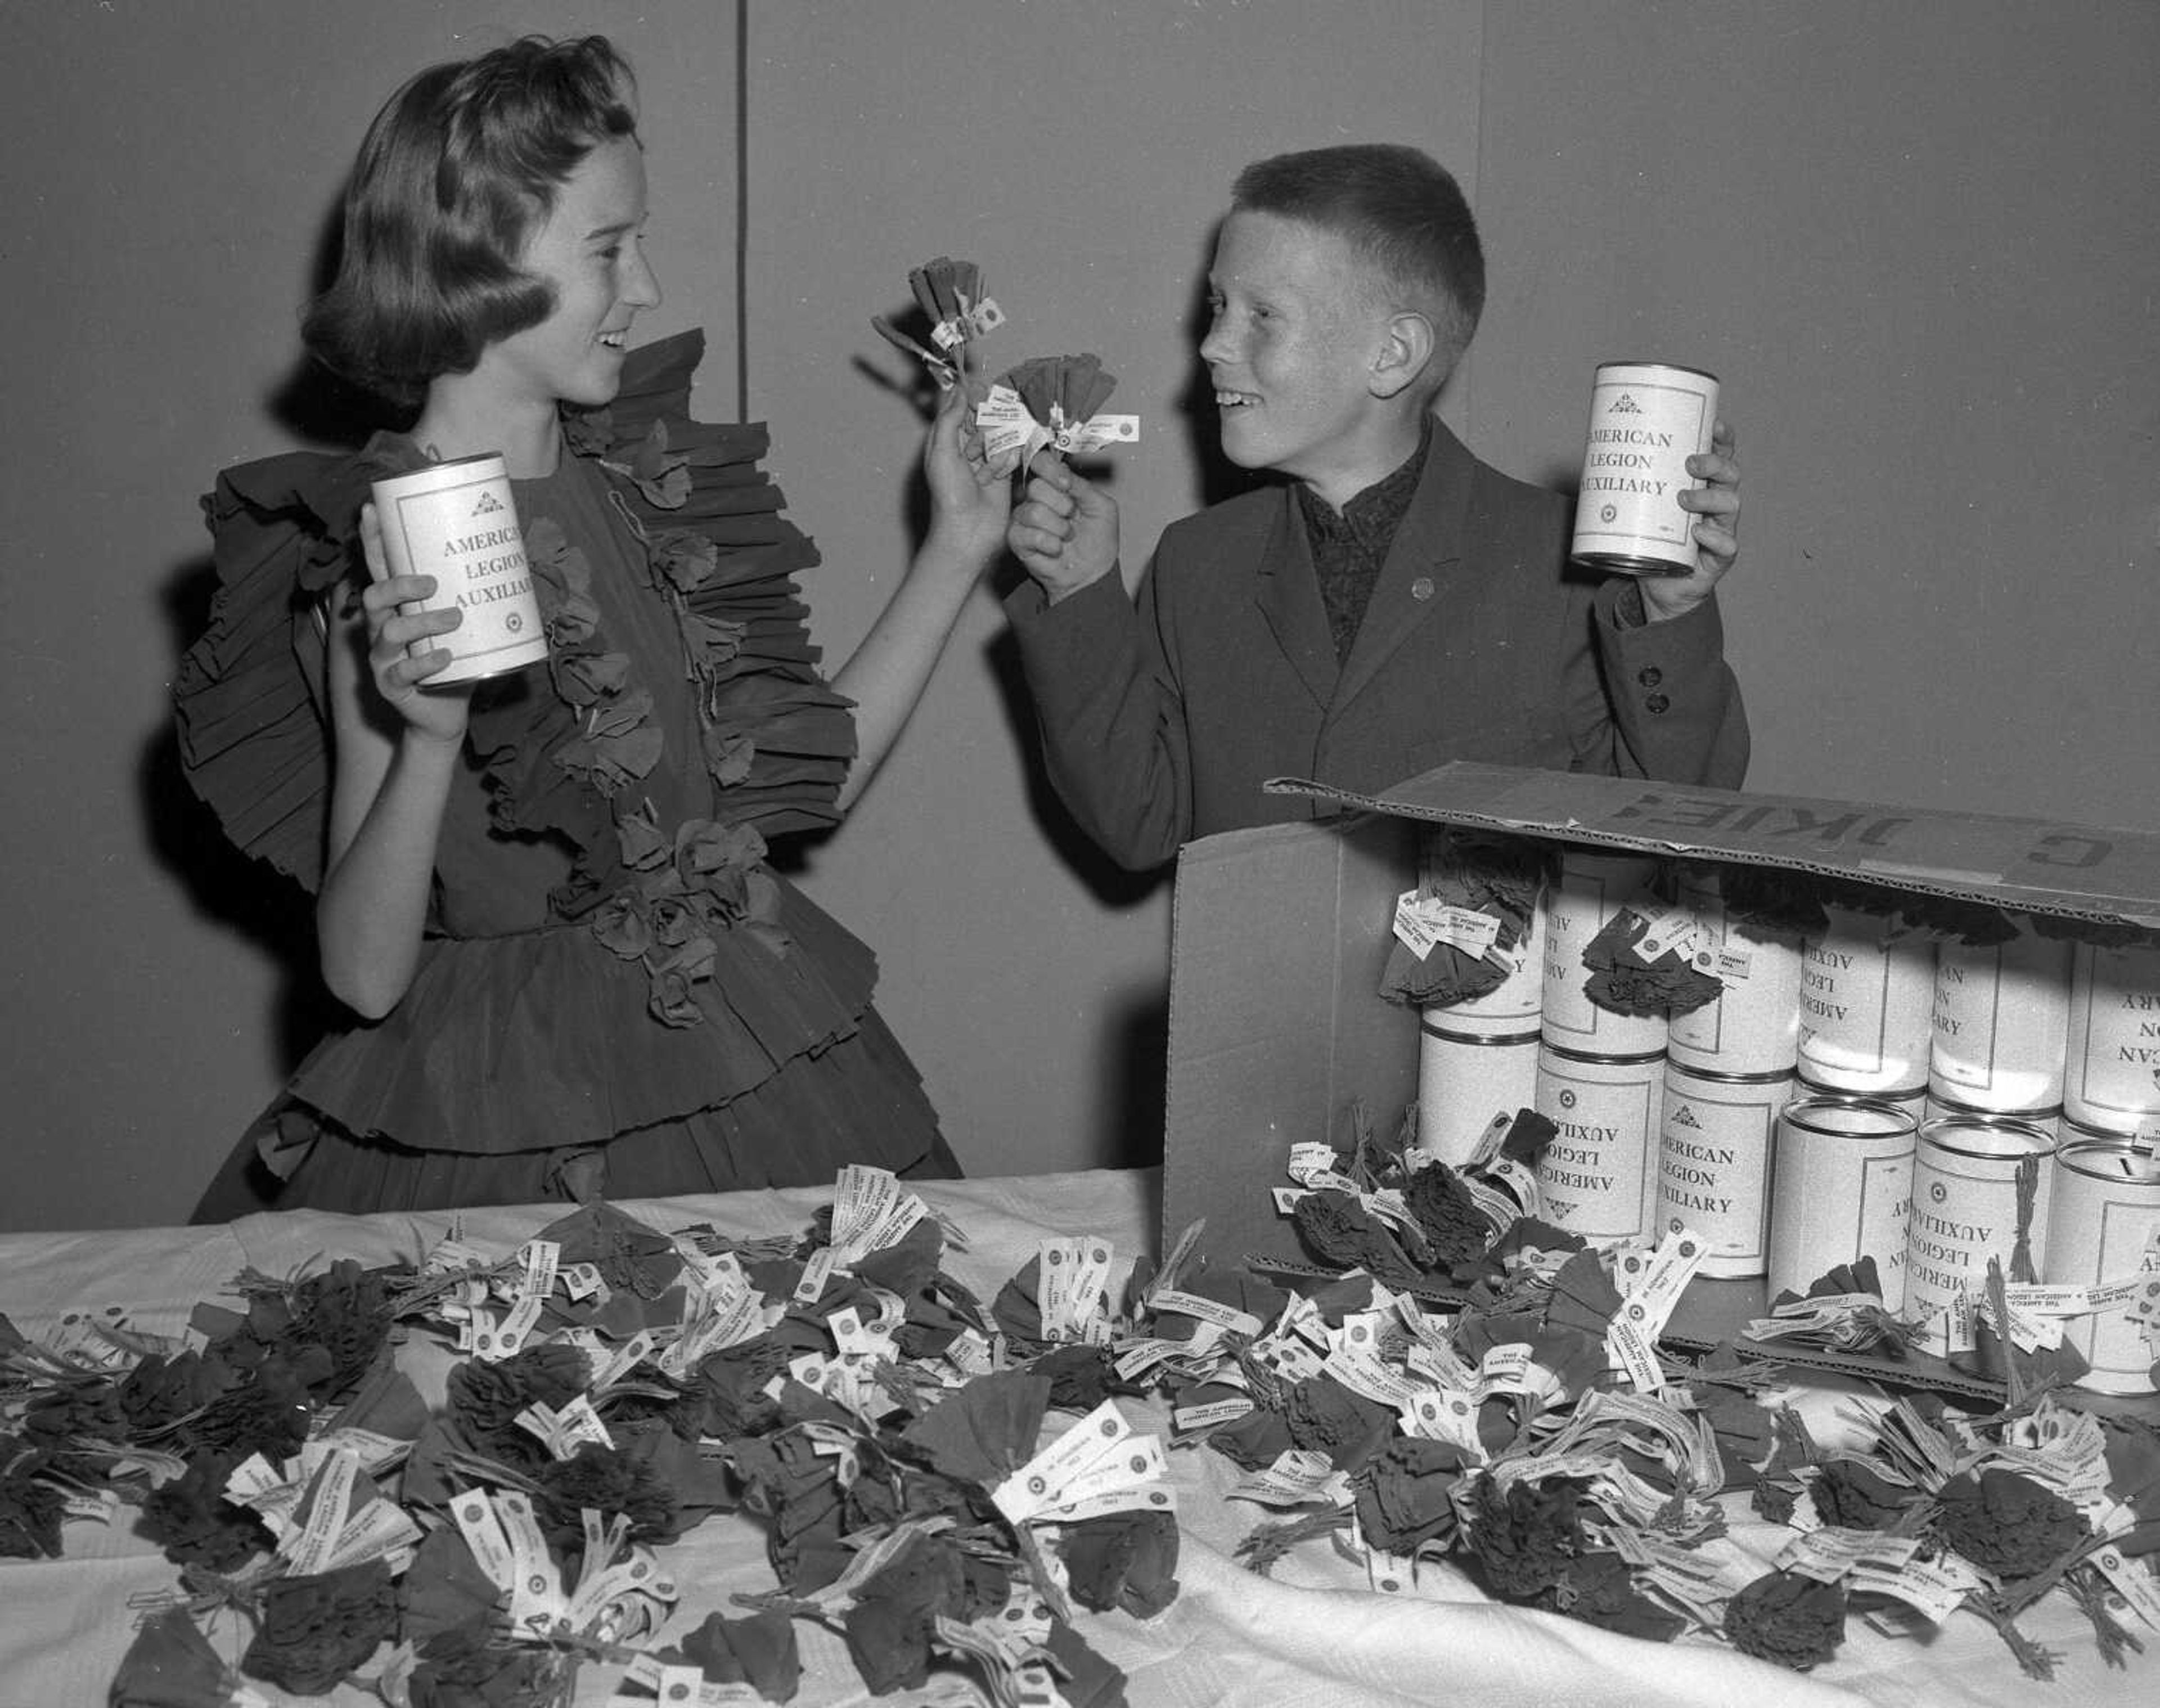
734 0 750 422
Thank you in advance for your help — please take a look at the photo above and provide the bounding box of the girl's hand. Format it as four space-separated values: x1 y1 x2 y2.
922 378 1014 570
357 502 473 744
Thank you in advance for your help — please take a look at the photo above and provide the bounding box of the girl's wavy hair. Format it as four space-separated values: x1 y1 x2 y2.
302 35 637 410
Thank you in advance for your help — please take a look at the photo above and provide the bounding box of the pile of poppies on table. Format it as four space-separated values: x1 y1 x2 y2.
4 1136 2158 1707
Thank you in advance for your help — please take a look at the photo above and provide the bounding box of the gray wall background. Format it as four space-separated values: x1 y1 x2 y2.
3 1 2154 1231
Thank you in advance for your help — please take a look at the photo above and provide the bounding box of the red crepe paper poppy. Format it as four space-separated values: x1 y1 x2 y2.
1354 1436 1470 1554
239 1558 398 1696
1724 1569 1848 1670
108 1607 246 1708
1937 1468 2088 1580
664 1607 803 1702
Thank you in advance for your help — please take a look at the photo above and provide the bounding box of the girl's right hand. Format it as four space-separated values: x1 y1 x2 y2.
357 502 473 744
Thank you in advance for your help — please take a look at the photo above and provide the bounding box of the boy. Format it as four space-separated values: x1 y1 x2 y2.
1003 144 1747 871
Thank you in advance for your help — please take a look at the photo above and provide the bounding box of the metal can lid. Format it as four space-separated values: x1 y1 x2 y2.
2053 1135 2160 1184
1779 1093 1919 1140
1538 1040 1667 1068
1916 1114 2055 1161
1594 359 1721 385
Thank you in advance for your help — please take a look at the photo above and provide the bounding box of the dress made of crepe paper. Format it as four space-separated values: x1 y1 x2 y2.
176 331 951 1215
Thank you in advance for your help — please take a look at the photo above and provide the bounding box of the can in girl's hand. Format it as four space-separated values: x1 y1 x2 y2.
370 455 548 684
1570 362 1719 577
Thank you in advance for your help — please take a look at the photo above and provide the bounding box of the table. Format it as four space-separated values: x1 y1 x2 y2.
2 1168 2146 1706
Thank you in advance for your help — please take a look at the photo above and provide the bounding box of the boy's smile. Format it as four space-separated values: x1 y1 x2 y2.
1200 209 1416 510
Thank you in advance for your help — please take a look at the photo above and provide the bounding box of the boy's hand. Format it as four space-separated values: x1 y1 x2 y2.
1009 456 1119 604
1644 420 1740 622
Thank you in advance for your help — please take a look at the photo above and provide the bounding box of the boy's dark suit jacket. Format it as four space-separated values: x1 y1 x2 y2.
1007 421 1749 872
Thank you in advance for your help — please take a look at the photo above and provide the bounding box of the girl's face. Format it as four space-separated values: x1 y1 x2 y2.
476 133 660 412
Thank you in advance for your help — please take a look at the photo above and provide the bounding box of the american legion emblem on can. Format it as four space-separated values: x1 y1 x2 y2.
1570 362 1719 577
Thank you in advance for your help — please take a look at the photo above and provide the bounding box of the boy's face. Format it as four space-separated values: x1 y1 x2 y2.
1201 209 1394 501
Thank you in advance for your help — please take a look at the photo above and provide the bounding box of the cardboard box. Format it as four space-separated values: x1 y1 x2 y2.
1163 761 2160 1302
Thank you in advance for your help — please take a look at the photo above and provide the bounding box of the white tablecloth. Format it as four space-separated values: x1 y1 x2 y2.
2 1168 2145 1706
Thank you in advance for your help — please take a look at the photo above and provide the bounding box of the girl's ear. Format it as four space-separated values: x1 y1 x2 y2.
1370 310 1436 399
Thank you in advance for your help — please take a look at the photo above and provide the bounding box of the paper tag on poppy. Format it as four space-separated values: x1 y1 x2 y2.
1472 1342 1537 1396
930 296 1006 349
992 1400 1141 1523
1778 1526 1922 1583
1483 1156 1544 1218
450 1491 516 1589
563 1545 674 1635
516 1239 561 1300
281 1448 358 1575
499 1491 569 1637
592 1329 655 1394
1149 1287 1262 1339
421 1236 492 1277
619 1655 757 1705
828 1165 928 1261
794 1246 837 1305
1845 1556 1981 1624
1229 1448 1351 1508
1396 897 1504 960
2091 1541 2160 1629
560 1261 604 1301
1604 1306 1665 1392
1172 1396 1256 1436
1037 1238 1115 1340
1623 1226 1708 1340
1629 907 1705 967
472 1295 543 1361
1400 1387 1484 1456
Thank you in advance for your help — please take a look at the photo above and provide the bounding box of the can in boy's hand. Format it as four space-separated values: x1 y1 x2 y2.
369 454 548 684
1569 362 1719 577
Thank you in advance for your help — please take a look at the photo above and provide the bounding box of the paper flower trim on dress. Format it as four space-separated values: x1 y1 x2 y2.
976 353 1140 468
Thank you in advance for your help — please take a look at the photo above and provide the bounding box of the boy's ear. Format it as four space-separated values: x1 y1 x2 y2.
1369 310 1437 399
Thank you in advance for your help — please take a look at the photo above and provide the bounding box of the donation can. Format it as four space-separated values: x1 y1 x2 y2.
1417 1021 1541 1168
1541 850 1667 1057
370 454 547 684
1533 1042 1665 1243
1795 906 1934 1095
1569 362 1719 577
1655 1063 1792 1278
1766 1093 1918 1310
1667 866 1803 1076
2063 941 2160 1139
2041 1138 2160 1395
1906 1115 2056 1358
1928 924 2071 1113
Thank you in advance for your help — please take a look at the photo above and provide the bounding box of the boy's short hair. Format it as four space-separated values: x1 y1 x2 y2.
303 35 638 409
1232 143 1485 371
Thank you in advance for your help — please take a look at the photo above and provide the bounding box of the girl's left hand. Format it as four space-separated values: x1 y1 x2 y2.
923 377 1015 567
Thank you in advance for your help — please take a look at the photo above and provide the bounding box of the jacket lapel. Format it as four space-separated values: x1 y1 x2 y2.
1252 488 1339 711
1330 422 1474 714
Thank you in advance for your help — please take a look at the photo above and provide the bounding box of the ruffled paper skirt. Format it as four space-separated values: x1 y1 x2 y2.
191 881 955 1219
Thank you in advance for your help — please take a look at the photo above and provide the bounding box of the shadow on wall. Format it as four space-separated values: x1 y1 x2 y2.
140 195 397 1094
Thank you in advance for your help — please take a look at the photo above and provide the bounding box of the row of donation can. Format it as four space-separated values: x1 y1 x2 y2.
1414 848 2160 1392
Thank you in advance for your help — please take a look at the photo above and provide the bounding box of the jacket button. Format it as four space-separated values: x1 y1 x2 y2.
1646 692 1671 715
1637 666 1662 688
1410 576 1435 601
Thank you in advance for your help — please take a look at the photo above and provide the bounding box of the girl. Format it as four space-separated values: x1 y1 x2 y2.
176 35 1009 1216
